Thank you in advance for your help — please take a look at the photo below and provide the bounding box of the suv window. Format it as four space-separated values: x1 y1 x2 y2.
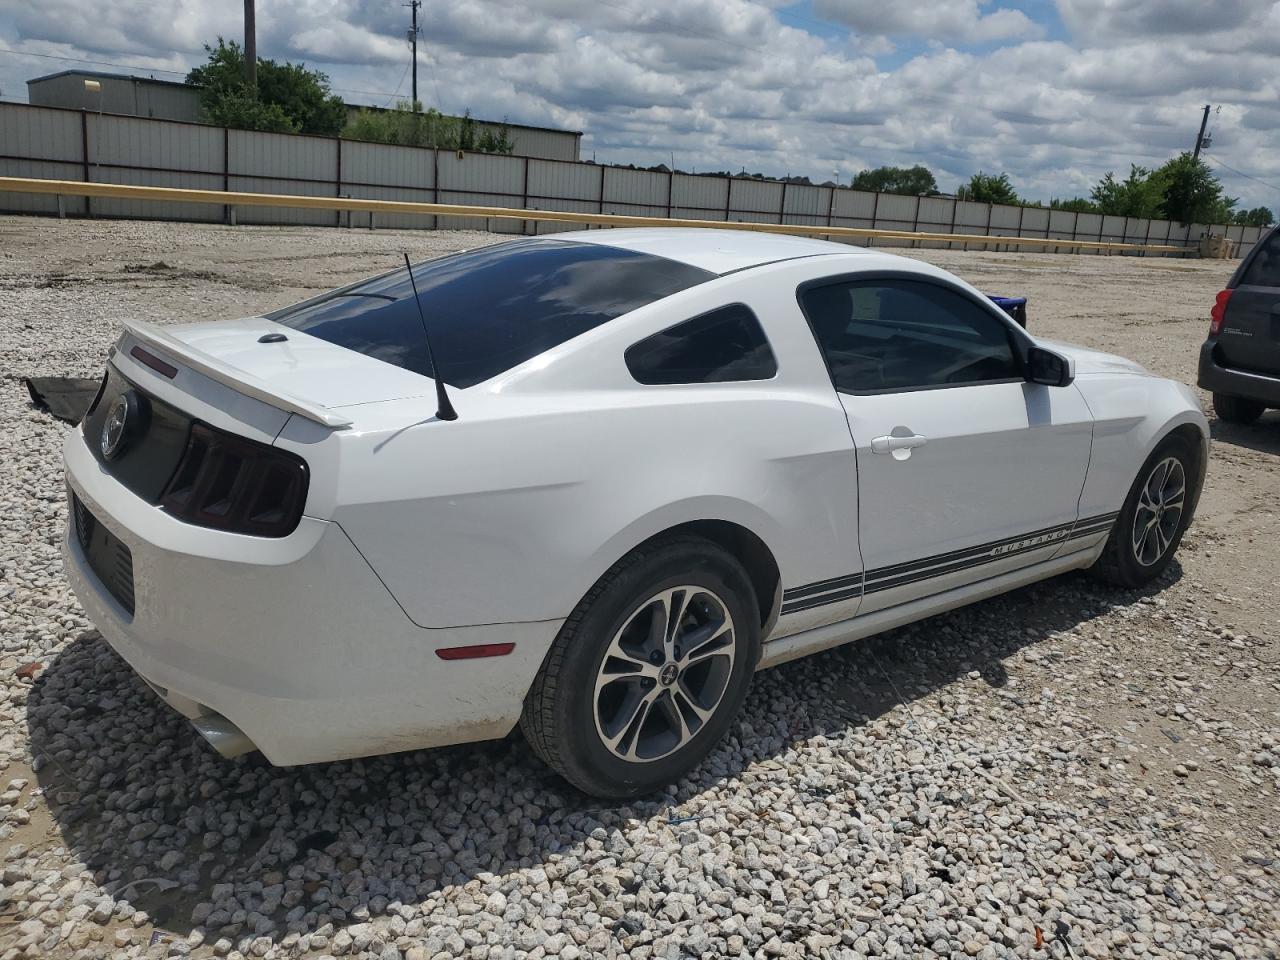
625 304 777 385
267 239 714 388
799 278 1021 393
1240 230 1280 288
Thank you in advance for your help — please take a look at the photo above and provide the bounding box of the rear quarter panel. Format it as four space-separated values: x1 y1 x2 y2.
301 257 871 631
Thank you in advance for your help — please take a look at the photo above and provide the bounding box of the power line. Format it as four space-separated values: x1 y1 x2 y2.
0 46 188 76
425 48 444 112
382 59 411 106
1204 154 1280 195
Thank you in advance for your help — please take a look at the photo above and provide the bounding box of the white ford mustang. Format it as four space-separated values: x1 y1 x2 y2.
64 229 1208 797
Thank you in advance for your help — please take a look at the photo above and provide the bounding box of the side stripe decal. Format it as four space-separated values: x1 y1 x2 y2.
864 520 1077 584
779 511 1119 616
863 533 1070 595
783 571 862 601
780 583 863 615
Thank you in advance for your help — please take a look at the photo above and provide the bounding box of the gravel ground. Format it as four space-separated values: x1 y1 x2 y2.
1 216 1277 960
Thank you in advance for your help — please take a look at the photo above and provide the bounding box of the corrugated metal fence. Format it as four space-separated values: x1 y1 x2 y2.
0 102 1264 256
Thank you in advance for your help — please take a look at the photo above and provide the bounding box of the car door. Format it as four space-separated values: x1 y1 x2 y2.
799 275 1094 615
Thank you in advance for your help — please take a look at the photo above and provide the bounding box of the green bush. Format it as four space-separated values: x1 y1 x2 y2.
187 39 346 136
344 103 513 155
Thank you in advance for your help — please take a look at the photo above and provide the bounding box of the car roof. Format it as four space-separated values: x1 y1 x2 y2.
548 227 868 276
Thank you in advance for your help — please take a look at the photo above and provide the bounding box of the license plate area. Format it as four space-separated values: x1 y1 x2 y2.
73 495 136 616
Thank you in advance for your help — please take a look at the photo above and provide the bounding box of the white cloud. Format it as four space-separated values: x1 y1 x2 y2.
813 0 1044 43
1055 0 1260 44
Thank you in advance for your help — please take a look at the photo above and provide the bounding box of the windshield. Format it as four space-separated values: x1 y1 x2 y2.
266 238 715 388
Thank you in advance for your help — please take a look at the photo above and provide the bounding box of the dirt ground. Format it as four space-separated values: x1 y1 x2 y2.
1 216 1277 958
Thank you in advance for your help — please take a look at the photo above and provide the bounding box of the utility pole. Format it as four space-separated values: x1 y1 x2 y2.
1192 104 1211 160
405 0 421 110
244 0 257 91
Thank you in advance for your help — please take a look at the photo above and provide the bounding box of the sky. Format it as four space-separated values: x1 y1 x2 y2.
1 0 1278 209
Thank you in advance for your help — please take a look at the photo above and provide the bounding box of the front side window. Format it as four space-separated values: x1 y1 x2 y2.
625 303 777 385
267 239 714 388
799 278 1021 393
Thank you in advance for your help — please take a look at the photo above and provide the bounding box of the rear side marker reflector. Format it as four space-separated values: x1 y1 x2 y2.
435 643 516 661
130 345 178 379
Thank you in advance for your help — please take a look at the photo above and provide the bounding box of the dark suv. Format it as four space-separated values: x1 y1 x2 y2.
1198 224 1280 423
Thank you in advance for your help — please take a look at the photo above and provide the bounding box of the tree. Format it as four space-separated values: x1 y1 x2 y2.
1089 164 1165 218
1050 197 1099 213
1232 206 1275 227
187 39 346 135
956 171 1020 205
343 103 514 154
850 165 938 196
1154 153 1236 224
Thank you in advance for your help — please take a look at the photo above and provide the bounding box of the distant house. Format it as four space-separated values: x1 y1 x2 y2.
26 70 582 161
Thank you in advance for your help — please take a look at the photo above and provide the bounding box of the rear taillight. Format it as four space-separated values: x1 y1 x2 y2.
161 423 308 537
1209 289 1233 335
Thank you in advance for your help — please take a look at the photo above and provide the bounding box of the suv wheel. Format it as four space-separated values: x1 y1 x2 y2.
521 535 760 799
1213 392 1266 424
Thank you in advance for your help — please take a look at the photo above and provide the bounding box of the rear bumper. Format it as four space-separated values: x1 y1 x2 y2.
62 426 562 765
1198 341 1280 407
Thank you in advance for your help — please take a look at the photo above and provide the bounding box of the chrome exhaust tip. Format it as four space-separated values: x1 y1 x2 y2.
191 714 257 759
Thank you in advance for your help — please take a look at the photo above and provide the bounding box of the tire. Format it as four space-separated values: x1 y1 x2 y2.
521 535 761 799
1088 434 1198 588
1213 392 1265 425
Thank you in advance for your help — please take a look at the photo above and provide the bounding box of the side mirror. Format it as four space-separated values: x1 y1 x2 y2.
1026 346 1074 387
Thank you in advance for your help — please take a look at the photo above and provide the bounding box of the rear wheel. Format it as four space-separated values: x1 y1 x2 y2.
1213 392 1265 424
521 535 760 799
1089 435 1197 588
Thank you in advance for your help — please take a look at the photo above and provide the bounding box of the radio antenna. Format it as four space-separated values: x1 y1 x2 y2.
402 253 457 422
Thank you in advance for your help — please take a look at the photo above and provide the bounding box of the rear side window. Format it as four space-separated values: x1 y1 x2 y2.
625 304 777 385
267 239 714 388
799 278 1020 393
1240 230 1280 287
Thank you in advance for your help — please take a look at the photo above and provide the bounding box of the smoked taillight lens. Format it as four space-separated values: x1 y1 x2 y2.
1209 289 1233 335
161 423 308 537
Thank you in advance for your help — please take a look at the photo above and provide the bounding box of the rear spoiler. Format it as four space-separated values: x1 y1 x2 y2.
121 320 353 429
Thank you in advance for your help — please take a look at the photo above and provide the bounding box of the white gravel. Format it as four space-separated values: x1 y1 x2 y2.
1 216 1278 959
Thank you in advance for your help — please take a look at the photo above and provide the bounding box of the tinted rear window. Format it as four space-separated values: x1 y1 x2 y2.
1240 230 1280 288
267 239 714 388
625 304 777 384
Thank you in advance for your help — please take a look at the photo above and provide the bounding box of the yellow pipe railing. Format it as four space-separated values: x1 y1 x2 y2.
0 177 1192 254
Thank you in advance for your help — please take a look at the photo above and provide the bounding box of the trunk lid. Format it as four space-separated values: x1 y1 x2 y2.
125 318 440 426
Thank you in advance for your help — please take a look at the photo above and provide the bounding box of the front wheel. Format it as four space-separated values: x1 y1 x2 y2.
1088 435 1197 588
521 535 760 799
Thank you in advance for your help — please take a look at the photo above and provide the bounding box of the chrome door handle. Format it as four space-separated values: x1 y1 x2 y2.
871 433 928 457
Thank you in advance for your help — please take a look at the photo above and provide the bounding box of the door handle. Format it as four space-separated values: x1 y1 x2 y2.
871 433 928 457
